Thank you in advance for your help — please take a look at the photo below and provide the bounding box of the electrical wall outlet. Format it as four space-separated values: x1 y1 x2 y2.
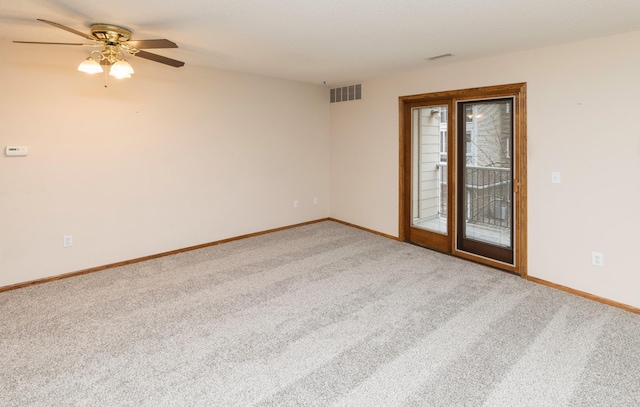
63 235 73 248
591 252 604 267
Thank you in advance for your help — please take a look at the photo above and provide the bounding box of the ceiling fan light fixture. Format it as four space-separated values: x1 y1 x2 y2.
109 59 134 79
14 19 185 84
77 56 103 74
111 60 134 74
109 70 132 79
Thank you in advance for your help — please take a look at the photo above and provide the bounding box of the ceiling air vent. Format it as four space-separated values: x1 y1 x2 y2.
330 84 362 103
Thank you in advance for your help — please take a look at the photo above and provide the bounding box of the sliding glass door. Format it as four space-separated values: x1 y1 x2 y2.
404 100 453 253
400 83 526 275
457 99 514 264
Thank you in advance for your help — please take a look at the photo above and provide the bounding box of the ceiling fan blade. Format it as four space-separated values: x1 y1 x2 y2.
37 19 97 41
13 41 98 46
126 39 178 49
134 50 185 67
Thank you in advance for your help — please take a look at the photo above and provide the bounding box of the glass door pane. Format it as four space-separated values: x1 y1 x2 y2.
411 105 448 235
457 98 514 264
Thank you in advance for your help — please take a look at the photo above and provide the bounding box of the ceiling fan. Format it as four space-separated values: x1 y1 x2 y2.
14 19 184 79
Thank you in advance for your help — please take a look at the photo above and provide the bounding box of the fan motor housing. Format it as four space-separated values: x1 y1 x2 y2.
90 24 132 44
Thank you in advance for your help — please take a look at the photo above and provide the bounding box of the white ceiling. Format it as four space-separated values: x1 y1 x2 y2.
3 0 640 85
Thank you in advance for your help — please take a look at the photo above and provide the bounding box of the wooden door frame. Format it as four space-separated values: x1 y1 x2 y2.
399 83 527 277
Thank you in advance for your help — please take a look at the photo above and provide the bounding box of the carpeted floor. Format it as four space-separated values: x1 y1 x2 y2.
1 220 639 406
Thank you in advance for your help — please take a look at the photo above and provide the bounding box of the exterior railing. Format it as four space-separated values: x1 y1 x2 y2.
438 163 511 229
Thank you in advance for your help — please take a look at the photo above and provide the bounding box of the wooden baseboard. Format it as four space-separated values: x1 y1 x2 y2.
328 218 400 241
4 219 637 316
0 218 330 293
527 276 640 315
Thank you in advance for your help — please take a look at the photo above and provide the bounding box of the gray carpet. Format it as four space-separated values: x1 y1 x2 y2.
1 220 639 406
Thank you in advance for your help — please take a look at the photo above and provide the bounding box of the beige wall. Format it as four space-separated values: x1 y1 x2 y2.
330 31 640 308
0 40 330 287
2 31 639 309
